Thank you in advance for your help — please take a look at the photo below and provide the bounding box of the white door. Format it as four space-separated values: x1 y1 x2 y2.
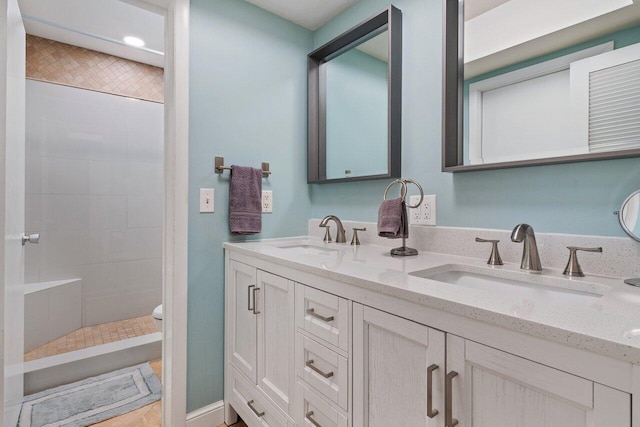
447 335 631 427
256 270 294 415
1 0 25 425
228 260 258 383
353 304 446 427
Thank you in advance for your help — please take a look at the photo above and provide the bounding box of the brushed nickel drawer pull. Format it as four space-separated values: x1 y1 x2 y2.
305 411 321 427
252 287 260 315
306 359 334 378
247 399 264 417
247 285 255 311
306 308 334 322
427 364 439 418
446 371 459 427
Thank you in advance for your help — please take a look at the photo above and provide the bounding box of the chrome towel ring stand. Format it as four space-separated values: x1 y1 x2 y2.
383 178 424 256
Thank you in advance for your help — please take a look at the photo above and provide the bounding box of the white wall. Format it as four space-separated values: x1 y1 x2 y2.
24 80 163 326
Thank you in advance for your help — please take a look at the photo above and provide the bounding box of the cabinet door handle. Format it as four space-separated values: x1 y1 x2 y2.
247 399 265 417
306 308 334 322
306 359 334 378
247 285 255 312
445 371 459 427
427 364 439 418
252 287 260 315
305 411 322 427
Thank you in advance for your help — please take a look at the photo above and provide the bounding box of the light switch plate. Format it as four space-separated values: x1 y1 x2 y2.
262 190 272 213
200 188 214 213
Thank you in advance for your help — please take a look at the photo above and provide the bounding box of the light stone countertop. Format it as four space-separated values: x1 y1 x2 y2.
224 236 640 364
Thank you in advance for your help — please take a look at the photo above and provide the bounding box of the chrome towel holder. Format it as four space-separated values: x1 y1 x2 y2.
383 178 424 257
215 156 272 178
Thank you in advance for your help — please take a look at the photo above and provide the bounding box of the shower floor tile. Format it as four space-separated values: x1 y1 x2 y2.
24 315 159 361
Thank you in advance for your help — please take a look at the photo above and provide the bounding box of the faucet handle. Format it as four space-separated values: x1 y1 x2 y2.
350 227 366 246
320 224 332 243
475 237 503 266
563 246 602 277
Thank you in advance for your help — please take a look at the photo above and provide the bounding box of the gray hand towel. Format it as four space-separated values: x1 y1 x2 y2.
377 198 408 239
229 165 262 235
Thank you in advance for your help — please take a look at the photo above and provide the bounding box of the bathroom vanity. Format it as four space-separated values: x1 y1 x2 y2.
224 237 640 427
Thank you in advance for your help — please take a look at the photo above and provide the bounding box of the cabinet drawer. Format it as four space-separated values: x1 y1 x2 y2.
296 333 348 411
296 381 348 427
229 366 288 427
296 284 349 352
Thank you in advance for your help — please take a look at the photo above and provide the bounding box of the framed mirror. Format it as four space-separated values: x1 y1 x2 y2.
443 0 640 172
308 6 402 183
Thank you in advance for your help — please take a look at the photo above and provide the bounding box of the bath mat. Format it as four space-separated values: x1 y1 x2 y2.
17 362 161 427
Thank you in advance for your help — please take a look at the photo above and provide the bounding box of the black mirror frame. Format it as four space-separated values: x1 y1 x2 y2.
441 0 640 173
308 5 402 183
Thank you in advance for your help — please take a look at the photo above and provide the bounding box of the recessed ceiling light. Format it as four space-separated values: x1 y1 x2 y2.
123 36 145 48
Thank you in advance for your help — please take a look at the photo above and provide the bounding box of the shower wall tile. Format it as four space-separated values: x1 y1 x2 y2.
31 156 91 195
82 263 127 298
38 229 90 270
89 196 128 229
26 80 163 324
84 289 161 326
26 194 90 231
125 259 163 292
128 194 163 228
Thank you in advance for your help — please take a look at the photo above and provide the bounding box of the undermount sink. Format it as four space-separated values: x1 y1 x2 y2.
275 242 340 256
411 264 608 309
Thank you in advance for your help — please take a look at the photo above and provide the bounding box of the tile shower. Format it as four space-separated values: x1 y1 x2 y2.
23 77 163 391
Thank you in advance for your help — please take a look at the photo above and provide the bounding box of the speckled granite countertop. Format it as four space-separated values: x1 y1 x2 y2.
224 237 640 364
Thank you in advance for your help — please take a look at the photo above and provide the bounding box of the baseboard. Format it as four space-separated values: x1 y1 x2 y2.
186 400 225 427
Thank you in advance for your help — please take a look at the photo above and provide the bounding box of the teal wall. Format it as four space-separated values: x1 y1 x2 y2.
188 0 313 411
188 0 640 412
310 0 640 237
326 48 388 178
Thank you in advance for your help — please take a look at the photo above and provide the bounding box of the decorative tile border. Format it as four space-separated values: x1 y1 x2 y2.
309 219 640 278
26 35 164 103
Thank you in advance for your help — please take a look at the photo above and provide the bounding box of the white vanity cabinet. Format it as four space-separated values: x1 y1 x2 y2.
447 335 631 427
225 249 636 427
226 259 296 425
352 304 445 427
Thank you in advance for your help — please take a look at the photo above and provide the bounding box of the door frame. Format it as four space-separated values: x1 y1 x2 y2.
0 0 189 424
155 0 189 425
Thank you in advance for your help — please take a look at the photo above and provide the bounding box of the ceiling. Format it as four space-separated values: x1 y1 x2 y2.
244 0 358 30
18 0 165 68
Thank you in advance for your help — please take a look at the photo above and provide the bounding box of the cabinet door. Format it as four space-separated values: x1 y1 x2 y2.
447 335 631 427
229 260 258 383
353 304 445 427
257 271 295 415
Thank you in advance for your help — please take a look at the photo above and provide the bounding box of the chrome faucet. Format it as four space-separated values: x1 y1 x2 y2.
511 224 542 272
319 215 347 243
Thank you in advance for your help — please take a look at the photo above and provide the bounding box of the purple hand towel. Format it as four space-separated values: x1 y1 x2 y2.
377 198 408 239
229 165 262 235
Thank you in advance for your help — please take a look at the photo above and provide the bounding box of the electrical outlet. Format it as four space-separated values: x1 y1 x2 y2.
409 194 436 226
199 188 214 213
409 195 422 224
423 195 436 225
262 190 273 213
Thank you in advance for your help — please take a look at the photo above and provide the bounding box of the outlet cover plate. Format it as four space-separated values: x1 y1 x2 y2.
262 190 273 213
